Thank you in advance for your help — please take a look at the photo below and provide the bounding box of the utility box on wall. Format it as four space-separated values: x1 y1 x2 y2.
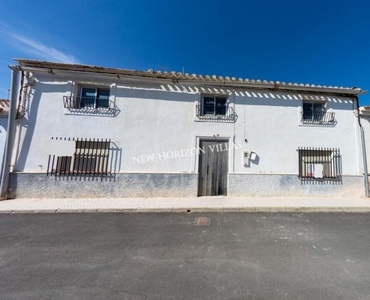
243 151 250 166
243 151 256 166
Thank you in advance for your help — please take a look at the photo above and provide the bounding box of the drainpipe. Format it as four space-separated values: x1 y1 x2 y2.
355 96 369 197
0 66 19 198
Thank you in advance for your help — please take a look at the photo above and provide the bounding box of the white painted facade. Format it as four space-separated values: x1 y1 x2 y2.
8 61 366 198
0 100 9 180
0 117 7 176
359 107 370 172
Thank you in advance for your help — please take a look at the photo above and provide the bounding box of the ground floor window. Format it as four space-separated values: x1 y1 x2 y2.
73 139 110 174
47 138 111 176
298 147 341 179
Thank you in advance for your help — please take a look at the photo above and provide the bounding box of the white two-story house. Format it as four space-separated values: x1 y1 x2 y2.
4 59 367 198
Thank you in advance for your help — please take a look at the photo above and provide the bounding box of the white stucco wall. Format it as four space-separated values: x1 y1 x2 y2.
360 114 370 172
14 71 361 177
7 69 366 198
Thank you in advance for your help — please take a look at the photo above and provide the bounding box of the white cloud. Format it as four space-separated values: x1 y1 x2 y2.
0 22 80 64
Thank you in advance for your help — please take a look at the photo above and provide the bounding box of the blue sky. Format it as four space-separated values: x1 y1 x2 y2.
0 0 369 104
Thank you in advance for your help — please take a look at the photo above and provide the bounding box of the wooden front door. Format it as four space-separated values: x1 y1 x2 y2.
198 140 229 196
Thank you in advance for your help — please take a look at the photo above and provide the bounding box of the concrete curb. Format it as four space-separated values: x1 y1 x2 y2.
1 207 370 213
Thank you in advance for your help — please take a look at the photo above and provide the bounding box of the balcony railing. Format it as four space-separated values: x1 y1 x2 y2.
196 105 237 122
63 96 120 117
63 96 112 110
301 112 336 126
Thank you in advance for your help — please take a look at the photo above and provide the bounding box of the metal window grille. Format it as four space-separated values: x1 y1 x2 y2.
301 111 336 125
301 102 336 125
201 96 227 115
47 138 111 176
297 147 341 179
196 95 237 122
196 103 236 122
63 96 111 110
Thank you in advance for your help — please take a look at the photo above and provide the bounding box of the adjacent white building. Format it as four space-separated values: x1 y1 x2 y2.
5 59 367 198
359 106 370 184
0 100 9 180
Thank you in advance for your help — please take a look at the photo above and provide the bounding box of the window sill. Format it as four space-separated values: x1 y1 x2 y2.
64 107 119 117
194 115 236 123
299 120 337 127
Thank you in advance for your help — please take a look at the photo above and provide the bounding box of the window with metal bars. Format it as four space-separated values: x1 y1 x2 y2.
297 147 341 179
47 138 111 176
80 87 110 109
201 96 227 116
301 102 336 126
195 95 237 122
302 102 325 121
63 87 110 110
73 140 110 174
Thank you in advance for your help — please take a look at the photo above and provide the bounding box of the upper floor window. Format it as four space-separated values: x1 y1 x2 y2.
80 87 110 109
196 95 236 122
302 102 325 121
301 101 336 126
202 96 227 116
63 86 110 111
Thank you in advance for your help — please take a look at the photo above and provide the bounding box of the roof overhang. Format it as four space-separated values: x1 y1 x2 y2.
13 59 367 96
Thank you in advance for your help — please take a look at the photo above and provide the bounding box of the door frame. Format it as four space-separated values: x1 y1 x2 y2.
192 134 234 196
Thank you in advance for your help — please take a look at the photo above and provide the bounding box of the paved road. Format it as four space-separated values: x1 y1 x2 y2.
0 213 369 300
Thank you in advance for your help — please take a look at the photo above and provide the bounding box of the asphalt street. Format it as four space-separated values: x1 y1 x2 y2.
0 212 369 300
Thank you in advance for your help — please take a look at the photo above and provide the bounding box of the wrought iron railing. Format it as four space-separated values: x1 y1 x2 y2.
47 138 111 176
63 96 111 110
301 112 336 125
196 105 237 122
297 147 341 180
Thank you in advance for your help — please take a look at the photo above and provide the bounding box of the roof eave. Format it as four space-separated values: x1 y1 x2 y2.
14 59 366 96
277 85 366 95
